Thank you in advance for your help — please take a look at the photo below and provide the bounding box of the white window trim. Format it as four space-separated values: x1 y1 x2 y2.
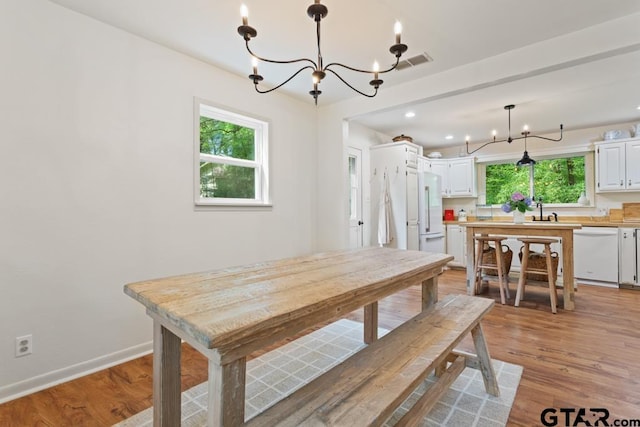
194 98 271 208
476 147 594 208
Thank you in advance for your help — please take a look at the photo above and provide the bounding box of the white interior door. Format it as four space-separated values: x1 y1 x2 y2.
348 147 364 248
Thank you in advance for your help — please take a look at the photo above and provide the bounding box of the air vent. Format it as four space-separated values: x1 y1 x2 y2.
395 52 433 71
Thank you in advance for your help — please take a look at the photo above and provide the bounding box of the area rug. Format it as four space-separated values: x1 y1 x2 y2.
114 319 522 427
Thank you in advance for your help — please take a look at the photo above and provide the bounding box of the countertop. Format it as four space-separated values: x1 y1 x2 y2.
444 219 639 228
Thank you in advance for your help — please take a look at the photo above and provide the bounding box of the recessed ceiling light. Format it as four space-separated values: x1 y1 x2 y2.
445 135 453 140
405 111 416 118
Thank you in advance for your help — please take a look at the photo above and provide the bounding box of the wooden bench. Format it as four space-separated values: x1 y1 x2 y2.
244 294 499 427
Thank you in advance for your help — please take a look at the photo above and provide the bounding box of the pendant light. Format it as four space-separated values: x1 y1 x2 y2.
516 127 536 167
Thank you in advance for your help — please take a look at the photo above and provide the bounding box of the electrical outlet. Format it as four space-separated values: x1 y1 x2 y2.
15 335 32 357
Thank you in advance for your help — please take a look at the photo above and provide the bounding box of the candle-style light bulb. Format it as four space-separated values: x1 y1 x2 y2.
492 129 497 137
373 61 380 80
251 56 258 74
394 21 402 44
523 124 529 132
240 4 249 26
312 74 319 85
465 135 470 142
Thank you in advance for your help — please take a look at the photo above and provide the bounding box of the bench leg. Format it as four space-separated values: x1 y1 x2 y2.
394 356 466 427
471 323 500 397
364 302 378 344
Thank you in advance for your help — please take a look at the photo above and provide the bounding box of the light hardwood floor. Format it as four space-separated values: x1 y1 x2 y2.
1 269 639 426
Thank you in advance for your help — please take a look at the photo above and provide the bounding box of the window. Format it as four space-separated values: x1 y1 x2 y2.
195 100 269 206
485 155 585 205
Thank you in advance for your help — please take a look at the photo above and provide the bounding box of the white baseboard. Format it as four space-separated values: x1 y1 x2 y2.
575 279 619 288
0 341 153 404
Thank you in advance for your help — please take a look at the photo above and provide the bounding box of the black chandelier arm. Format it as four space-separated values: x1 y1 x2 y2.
466 124 564 155
515 125 564 143
324 55 401 75
324 68 378 98
528 124 564 142
253 65 316 94
465 138 508 155
244 40 317 68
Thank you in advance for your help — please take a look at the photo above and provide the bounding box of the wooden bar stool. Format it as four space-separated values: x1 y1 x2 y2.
473 236 511 304
515 237 559 314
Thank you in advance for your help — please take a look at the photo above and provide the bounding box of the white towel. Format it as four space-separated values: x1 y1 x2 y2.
377 173 391 247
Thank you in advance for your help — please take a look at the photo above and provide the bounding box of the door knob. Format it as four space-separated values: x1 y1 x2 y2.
358 220 364 225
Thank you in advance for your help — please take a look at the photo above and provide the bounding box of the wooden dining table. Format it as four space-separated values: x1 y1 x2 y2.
463 221 582 310
124 247 453 427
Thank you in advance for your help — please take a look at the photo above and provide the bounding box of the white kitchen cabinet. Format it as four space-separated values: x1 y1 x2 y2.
426 157 476 197
406 144 419 169
445 224 466 267
595 138 640 192
370 142 421 250
619 228 637 286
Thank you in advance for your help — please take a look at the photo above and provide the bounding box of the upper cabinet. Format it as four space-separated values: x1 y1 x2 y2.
595 138 640 192
425 157 476 197
406 144 419 169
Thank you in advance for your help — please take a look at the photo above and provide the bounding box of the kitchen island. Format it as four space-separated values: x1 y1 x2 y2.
464 221 582 310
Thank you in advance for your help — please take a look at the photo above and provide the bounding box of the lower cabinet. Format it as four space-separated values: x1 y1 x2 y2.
445 224 466 267
619 228 638 287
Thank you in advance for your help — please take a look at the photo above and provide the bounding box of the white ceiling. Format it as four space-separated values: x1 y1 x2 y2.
49 0 640 149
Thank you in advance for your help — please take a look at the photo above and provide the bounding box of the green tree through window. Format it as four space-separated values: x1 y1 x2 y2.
196 101 269 205
200 117 255 199
486 156 585 204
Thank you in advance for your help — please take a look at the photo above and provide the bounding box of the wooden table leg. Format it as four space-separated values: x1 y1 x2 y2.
364 302 378 344
208 357 246 427
465 226 476 295
421 276 438 310
153 320 181 427
560 230 576 311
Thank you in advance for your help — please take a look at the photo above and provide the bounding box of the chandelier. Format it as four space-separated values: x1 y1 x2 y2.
465 104 564 166
237 2 408 104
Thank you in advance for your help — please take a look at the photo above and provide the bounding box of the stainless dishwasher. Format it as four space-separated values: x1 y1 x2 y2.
574 227 619 287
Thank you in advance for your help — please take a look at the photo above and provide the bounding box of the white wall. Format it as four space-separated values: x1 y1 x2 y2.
0 0 316 401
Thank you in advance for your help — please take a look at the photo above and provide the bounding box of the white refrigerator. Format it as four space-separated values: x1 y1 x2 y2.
418 171 445 253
